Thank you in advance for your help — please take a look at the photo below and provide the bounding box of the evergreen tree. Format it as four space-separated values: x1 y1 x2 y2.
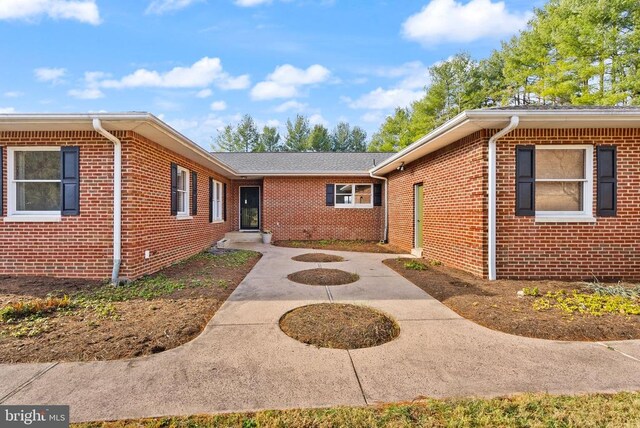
236 114 260 152
260 126 281 152
214 124 244 152
283 114 311 152
308 124 331 151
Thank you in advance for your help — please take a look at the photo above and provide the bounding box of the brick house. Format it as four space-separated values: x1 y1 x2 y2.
1 107 638 282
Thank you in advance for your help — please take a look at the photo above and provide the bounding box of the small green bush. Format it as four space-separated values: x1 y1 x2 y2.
533 290 640 316
404 260 428 271
0 296 72 322
522 287 540 296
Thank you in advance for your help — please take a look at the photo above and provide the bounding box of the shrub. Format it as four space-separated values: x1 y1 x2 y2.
404 260 428 271
533 290 640 316
522 287 540 297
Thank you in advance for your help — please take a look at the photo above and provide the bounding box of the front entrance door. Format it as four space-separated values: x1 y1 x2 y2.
414 183 423 249
240 186 260 230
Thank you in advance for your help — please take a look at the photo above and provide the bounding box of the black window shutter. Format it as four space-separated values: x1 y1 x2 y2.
597 146 617 217
208 178 213 223
61 146 80 216
326 183 335 206
0 146 3 217
223 183 227 221
515 145 535 216
191 171 197 215
170 163 178 215
373 183 382 206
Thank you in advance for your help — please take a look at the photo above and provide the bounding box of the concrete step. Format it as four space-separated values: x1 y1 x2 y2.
224 231 263 243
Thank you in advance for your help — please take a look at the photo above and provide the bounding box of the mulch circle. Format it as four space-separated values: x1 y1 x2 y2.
279 303 400 349
291 253 345 263
287 268 359 286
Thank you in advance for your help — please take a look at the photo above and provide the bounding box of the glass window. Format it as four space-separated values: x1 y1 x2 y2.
535 146 591 216
335 184 373 208
212 180 223 221
176 167 189 216
10 149 61 214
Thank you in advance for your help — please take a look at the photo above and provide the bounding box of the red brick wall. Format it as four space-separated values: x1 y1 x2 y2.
0 131 233 280
261 176 384 241
0 131 114 278
387 132 488 277
121 132 233 279
495 128 640 280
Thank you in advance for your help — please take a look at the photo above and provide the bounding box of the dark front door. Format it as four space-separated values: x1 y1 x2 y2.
240 186 260 230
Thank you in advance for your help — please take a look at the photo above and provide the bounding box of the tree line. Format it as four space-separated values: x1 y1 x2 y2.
214 114 368 152
369 0 640 152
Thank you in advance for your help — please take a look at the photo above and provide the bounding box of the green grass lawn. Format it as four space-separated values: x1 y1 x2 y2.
74 392 640 427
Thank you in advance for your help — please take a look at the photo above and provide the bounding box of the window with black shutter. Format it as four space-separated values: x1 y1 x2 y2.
61 147 80 216
597 146 617 217
191 171 197 216
325 183 334 206
515 146 535 216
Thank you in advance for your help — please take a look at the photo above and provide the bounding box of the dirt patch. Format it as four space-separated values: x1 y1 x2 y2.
275 239 405 254
384 258 640 341
0 250 261 363
287 268 359 286
279 303 399 349
291 253 345 263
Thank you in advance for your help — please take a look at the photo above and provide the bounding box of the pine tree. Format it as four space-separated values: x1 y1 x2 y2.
260 126 281 152
283 114 311 152
308 124 331 151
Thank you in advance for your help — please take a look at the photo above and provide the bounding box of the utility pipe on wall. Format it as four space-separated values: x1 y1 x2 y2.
92 118 122 285
488 115 519 281
369 172 389 243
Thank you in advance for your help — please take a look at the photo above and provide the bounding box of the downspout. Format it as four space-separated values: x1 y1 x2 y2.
369 172 389 243
488 115 519 280
92 118 122 285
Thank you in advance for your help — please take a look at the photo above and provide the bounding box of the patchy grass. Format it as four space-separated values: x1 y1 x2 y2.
385 258 640 341
74 392 640 428
279 303 399 349
0 250 261 363
275 239 405 254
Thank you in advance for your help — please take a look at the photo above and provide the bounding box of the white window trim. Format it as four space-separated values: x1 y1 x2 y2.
211 179 224 222
5 147 62 221
534 144 595 223
176 165 190 218
334 183 374 209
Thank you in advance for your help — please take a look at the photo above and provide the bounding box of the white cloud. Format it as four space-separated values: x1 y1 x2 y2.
34 67 66 83
251 64 331 100
195 88 213 98
100 57 250 90
4 91 23 98
68 87 104 99
347 88 423 110
402 0 531 45
309 113 328 127
210 100 227 111
371 61 431 90
0 107 16 114
274 100 307 113
146 0 201 15
235 0 271 6
0 0 100 25
361 111 384 123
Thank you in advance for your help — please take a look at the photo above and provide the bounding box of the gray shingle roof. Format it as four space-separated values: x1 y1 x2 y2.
210 152 393 174
484 105 640 111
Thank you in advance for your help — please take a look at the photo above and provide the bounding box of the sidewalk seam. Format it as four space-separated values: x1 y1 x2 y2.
347 350 368 406
0 362 59 404
595 343 640 363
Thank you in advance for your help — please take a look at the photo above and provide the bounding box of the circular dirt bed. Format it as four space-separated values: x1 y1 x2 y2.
291 253 345 263
279 303 400 349
288 268 358 285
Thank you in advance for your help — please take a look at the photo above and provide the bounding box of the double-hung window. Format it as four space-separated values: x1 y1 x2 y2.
212 180 223 221
8 147 62 217
176 166 190 217
335 184 373 208
535 145 593 221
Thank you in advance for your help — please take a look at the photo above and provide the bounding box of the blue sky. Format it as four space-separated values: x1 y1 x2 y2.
0 0 540 148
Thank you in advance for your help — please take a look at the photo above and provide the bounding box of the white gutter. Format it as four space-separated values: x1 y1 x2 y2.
488 115 519 281
369 172 389 243
92 118 122 285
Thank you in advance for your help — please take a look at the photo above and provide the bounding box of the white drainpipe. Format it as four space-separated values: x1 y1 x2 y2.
488 115 519 280
369 172 389 243
92 118 122 285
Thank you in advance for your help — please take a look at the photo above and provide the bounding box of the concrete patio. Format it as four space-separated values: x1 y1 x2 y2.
1 243 639 423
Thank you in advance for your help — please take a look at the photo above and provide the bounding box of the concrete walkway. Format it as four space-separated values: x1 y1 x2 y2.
1 243 639 422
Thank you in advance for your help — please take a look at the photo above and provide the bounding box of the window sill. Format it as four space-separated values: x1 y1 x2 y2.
211 220 225 224
334 205 374 209
176 215 193 221
4 215 62 223
535 216 596 223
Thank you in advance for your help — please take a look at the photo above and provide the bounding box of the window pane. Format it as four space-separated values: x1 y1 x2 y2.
336 184 352 194
354 185 371 195
16 182 61 211
177 171 186 191
14 151 60 180
355 194 371 205
536 149 585 179
177 191 185 212
536 182 583 211
336 195 352 204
